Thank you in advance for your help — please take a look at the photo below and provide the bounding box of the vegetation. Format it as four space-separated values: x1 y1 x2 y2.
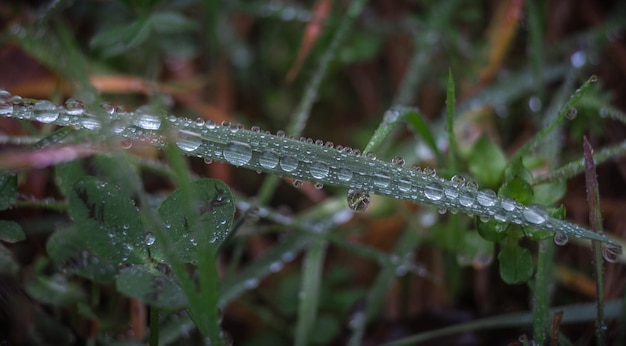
0 0 625 345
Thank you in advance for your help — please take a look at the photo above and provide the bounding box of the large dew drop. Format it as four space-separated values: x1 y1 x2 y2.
34 100 59 123
424 182 444 201
280 155 299 172
373 173 391 188
223 141 252 166
134 105 163 130
337 168 353 182
553 232 568 246
176 130 202 152
476 189 497 207
259 150 279 169
65 98 85 115
309 162 329 179
602 243 622 263
522 205 548 225
347 190 371 212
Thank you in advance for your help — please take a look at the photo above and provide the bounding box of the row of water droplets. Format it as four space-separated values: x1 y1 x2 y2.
1 91 621 262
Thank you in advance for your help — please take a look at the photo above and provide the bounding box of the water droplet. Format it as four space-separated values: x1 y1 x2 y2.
314 182 324 190
451 175 465 186
602 243 622 263
465 181 479 190
444 184 459 199
423 167 436 177
324 141 334 148
590 74 598 83
0 101 12 115
476 189 497 207
522 204 548 224
269 261 283 273
251 125 261 132
397 179 412 192
205 120 216 129
221 120 230 127
384 109 400 122
292 179 303 188
347 190 370 212
100 101 115 114
365 152 376 160
410 164 421 174
438 206 447 214
204 157 213 164
459 190 475 207
34 100 59 123
229 123 239 132
0 89 11 102
145 232 156 246
373 173 390 188
65 98 84 115
120 138 132 149
570 50 586 68
424 182 444 201
565 108 577 120
280 155 298 172
392 156 405 167
134 105 163 130
501 198 516 211
259 150 279 169
81 117 101 130
337 168 353 181
553 232 568 246
244 278 259 289
223 141 252 166
276 130 285 137
176 130 202 152
309 162 329 179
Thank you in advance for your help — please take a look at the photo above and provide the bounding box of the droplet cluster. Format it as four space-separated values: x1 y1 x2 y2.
0 90 621 259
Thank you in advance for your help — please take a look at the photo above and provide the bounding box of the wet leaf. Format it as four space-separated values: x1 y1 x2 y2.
0 243 19 275
116 265 186 310
0 173 17 210
469 135 506 188
25 275 86 306
498 244 534 284
0 221 25 243
498 176 534 204
533 180 567 206
90 18 152 56
476 218 509 242
47 227 118 283
154 179 234 263
68 177 148 264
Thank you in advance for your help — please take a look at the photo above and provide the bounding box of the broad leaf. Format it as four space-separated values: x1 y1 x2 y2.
25 275 86 306
469 135 506 188
0 173 17 210
116 265 186 310
47 227 118 283
498 244 534 284
498 176 534 204
154 179 234 263
0 220 25 243
68 177 148 264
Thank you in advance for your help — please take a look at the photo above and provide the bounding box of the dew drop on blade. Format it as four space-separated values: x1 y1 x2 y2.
280 155 299 172
602 243 622 263
309 162 329 179
292 179 303 188
373 172 391 188
476 189 497 207
522 204 548 225
223 141 253 166
347 189 370 212
176 130 202 152
259 150 279 169
424 181 444 201
337 168 353 182
65 98 85 115
553 232 568 246
145 232 156 246
134 105 163 130
34 100 59 123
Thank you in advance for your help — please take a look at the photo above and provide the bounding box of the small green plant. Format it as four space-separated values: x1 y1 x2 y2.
1 1 625 345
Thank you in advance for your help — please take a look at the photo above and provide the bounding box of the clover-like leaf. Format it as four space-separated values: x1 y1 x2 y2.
153 179 234 263
498 244 534 284
47 227 118 283
116 265 186 310
469 135 506 188
0 173 17 210
68 177 148 264
0 221 25 243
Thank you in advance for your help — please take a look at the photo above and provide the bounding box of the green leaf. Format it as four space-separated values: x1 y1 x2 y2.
504 158 533 183
498 176 534 205
116 265 187 310
0 220 25 243
68 177 148 264
90 18 152 56
55 160 88 197
154 179 234 263
405 109 442 162
150 11 198 34
468 135 507 188
0 243 19 275
476 218 509 242
498 244 534 284
533 181 567 206
47 227 118 283
457 231 494 267
0 173 17 210
25 275 86 306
